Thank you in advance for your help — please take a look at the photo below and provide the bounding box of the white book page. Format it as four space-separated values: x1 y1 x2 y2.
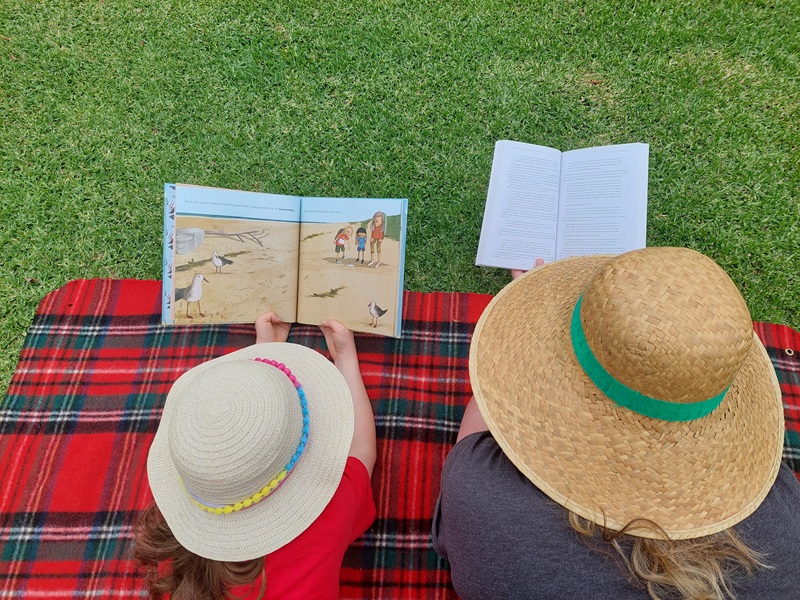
475 141 562 269
555 143 648 259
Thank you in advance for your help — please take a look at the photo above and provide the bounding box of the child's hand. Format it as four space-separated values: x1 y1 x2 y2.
255 312 291 344
320 319 357 365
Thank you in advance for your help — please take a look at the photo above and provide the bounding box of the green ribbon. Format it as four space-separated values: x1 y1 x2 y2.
570 295 727 422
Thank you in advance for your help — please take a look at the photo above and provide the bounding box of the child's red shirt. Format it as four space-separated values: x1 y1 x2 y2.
228 456 375 599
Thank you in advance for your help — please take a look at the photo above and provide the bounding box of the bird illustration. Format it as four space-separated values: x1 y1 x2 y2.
368 300 387 328
211 250 234 274
175 273 209 318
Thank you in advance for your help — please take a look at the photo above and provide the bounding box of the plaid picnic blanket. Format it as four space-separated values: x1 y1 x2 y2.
1 279 798 599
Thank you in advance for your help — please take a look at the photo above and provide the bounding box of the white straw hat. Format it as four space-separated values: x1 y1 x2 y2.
470 247 784 539
147 343 353 561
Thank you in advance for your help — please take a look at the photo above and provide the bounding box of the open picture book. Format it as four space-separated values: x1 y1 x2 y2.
162 184 408 337
476 141 649 270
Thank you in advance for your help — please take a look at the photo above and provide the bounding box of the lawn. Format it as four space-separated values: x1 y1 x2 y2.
2 0 798 395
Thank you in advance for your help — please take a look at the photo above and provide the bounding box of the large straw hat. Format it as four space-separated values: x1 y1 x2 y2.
470 247 784 539
147 343 353 561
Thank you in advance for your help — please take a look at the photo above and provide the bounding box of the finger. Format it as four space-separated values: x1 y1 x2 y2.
321 319 345 333
320 327 337 356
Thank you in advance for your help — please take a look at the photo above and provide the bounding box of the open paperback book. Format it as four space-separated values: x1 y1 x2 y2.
162 184 408 337
476 141 649 270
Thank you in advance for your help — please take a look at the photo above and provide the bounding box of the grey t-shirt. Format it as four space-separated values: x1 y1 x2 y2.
432 431 800 599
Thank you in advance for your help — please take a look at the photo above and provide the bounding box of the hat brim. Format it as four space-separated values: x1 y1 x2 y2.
470 256 784 539
147 343 354 560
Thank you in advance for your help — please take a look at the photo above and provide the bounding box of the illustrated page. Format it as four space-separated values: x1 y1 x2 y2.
296 196 408 337
164 184 301 325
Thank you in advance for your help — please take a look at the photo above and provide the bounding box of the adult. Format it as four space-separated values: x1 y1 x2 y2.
433 247 800 599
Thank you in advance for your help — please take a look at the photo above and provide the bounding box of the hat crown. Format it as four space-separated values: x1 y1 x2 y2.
580 248 753 404
168 360 303 506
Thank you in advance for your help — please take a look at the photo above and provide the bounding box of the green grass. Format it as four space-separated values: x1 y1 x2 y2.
2 1 799 396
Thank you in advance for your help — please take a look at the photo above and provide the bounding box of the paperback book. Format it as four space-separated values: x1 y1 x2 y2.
476 141 649 270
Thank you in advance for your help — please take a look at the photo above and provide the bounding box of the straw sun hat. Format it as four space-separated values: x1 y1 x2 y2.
470 247 784 539
147 343 353 561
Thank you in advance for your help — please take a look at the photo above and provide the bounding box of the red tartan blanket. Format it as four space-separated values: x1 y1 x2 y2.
1 279 798 599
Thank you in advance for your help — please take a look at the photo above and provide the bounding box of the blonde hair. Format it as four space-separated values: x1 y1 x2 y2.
134 503 266 600
568 512 767 600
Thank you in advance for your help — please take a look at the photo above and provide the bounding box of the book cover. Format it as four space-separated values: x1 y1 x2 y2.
162 184 408 337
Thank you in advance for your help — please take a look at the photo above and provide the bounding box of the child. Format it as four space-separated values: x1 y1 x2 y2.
135 312 376 600
334 226 353 264
355 227 367 264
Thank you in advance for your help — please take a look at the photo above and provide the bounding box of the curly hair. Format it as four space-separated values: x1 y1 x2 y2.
568 512 767 600
134 503 265 600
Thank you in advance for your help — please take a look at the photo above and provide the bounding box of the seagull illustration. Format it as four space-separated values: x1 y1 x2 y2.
368 300 387 328
175 273 209 318
211 250 234 274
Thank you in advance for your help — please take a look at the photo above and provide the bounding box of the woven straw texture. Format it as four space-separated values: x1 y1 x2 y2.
470 249 784 539
582 249 753 403
148 344 354 562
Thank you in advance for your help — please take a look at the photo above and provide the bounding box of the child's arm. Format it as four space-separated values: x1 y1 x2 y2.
255 312 291 344
320 320 376 477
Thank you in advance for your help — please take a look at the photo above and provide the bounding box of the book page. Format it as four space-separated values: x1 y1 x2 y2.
167 184 301 325
297 197 407 337
475 140 562 269
555 143 648 259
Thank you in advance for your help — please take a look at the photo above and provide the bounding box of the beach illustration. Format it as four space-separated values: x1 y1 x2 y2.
296 219 402 336
163 185 408 336
171 215 300 325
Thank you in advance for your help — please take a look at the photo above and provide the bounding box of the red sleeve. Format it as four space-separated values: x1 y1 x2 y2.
342 456 376 543
228 458 377 600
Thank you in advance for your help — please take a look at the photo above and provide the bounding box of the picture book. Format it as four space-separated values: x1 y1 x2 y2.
162 184 408 337
476 141 649 270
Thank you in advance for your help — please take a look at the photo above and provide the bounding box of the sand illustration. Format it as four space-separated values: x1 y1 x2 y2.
297 222 401 336
170 216 402 336
171 216 299 325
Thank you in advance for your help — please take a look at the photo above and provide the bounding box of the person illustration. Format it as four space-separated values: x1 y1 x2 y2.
355 227 367 264
333 226 353 264
433 247 800 599
135 312 376 600
367 211 386 267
